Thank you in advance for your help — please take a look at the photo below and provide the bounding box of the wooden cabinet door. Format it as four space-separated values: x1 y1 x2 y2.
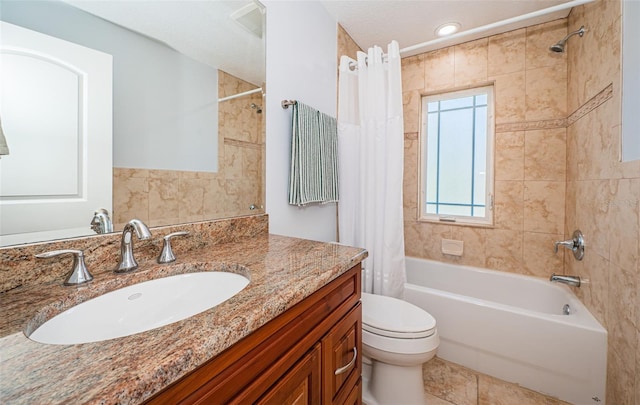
322 303 362 404
256 344 322 405
342 378 362 405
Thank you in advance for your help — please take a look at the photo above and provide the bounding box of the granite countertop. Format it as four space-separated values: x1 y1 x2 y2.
0 234 367 404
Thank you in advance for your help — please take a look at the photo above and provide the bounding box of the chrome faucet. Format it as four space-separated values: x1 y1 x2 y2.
115 219 151 273
550 274 581 287
90 208 113 234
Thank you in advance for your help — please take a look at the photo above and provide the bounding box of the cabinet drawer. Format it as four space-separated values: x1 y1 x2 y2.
322 303 361 404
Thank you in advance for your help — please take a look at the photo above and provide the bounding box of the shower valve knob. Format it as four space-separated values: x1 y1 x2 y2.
553 230 585 260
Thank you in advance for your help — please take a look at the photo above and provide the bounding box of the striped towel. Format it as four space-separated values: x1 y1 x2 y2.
288 102 339 206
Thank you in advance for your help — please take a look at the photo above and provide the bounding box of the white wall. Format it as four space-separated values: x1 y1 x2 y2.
264 1 338 242
1 0 218 173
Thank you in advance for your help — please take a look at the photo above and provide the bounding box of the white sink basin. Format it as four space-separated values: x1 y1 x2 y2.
28 271 249 345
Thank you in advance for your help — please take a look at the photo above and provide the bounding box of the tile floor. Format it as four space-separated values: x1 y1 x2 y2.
422 357 572 405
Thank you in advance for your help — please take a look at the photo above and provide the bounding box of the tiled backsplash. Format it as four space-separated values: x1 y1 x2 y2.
0 214 268 294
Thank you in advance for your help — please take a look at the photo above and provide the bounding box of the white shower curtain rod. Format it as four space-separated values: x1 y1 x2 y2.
400 0 595 54
218 87 263 102
345 0 595 63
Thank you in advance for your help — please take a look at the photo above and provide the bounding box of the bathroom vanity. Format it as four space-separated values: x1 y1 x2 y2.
147 263 362 404
0 215 367 404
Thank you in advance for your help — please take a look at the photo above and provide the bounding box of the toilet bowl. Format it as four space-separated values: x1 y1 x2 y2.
361 292 439 405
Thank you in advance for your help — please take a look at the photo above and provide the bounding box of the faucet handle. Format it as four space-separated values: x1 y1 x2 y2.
553 240 574 254
36 249 94 286
553 230 585 260
158 231 189 264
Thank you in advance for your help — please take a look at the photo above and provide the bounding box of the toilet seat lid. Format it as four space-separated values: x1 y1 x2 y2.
361 292 436 339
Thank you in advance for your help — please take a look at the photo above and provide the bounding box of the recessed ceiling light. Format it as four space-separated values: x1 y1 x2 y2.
435 22 461 37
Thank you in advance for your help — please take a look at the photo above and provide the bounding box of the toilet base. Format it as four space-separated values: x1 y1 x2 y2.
361 361 378 405
369 360 426 405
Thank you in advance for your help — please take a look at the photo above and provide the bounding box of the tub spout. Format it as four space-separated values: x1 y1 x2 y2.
550 273 581 287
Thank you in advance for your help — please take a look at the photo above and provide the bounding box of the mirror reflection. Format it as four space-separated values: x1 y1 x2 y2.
0 0 266 246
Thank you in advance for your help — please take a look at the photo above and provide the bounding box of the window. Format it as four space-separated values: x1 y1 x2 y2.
419 86 494 225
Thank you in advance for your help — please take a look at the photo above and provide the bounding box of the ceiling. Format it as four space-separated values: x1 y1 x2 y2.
62 0 578 85
321 0 576 57
65 0 265 86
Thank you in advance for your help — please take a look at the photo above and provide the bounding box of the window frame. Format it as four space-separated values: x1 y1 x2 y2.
418 85 495 226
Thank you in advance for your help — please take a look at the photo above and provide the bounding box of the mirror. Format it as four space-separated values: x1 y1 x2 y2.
0 0 266 246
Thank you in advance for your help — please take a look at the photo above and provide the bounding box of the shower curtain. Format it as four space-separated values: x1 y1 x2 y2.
337 41 406 298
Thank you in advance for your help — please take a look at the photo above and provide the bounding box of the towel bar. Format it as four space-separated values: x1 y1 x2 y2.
281 100 297 109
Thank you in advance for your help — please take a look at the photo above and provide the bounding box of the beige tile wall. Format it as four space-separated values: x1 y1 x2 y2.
565 0 640 403
113 71 264 229
338 24 362 61
402 20 569 278
343 4 639 401
337 23 575 405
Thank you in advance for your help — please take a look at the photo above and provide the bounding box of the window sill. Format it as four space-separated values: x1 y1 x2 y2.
417 217 495 229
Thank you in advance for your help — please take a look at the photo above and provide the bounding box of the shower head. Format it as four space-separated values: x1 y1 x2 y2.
550 26 586 53
549 43 565 53
251 103 263 113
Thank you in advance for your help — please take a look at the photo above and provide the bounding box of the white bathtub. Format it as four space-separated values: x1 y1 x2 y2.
403 257 607 405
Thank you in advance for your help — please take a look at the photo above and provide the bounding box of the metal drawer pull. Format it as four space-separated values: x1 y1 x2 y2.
334 347 357 375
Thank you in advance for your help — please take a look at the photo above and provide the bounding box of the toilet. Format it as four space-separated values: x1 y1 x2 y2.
361 292 439 405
